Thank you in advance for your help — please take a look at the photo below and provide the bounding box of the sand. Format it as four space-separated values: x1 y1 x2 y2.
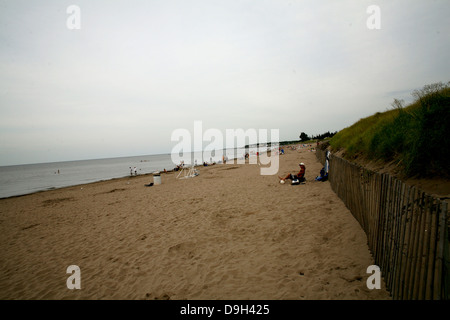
0 146 391 300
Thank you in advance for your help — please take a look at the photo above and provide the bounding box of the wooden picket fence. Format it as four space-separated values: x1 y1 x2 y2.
316 148 449 299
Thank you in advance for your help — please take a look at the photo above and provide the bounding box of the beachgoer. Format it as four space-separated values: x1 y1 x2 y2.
279 163 306 182
130 167 133 176
315 167 328 181
324 150 330 174
133 167 137 176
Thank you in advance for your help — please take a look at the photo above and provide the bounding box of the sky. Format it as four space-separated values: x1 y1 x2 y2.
0 0 448 166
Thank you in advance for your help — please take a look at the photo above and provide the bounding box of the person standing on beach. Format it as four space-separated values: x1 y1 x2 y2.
133 167 137 176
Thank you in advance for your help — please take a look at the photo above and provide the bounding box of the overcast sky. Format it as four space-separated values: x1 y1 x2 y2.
0 0 448 165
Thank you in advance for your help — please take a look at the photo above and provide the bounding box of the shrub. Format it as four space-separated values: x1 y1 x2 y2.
330 82 450 178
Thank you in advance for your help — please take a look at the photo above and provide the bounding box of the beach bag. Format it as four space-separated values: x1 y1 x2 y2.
292 176 306 185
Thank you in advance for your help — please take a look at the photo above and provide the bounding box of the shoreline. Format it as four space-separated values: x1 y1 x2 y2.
0 148 277 200
0 161 234 200
0 160 256 200
0 148 276 200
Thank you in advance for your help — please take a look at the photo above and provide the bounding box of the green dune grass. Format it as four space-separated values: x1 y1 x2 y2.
329 82 450 179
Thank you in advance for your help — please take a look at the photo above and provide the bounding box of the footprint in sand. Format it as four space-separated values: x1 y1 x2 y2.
168 241 197 255
145 292 171 300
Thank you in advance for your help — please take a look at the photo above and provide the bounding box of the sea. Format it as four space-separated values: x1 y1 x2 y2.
0 147 269 199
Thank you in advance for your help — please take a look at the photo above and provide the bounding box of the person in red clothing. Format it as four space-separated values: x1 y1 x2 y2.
279 163 306 182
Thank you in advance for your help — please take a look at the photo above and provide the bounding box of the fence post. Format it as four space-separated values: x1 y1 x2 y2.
412 192 426 299
397 185 413 299
435 201 448 299
425 197 438 299
392 183 407 299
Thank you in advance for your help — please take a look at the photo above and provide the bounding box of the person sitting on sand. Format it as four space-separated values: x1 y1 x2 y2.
279 163 306 182
315 167 328 182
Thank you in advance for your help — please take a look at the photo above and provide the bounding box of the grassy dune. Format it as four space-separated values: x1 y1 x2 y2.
329 82 450 179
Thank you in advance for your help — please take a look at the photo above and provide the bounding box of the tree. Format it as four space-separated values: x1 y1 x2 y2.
391 98 405 110
299 132 310 142
311 131 338 140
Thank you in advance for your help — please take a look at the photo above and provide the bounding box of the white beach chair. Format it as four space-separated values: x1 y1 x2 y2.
176 164 199 179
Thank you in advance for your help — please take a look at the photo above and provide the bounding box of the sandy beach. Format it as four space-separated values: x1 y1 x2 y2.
0 146 391 300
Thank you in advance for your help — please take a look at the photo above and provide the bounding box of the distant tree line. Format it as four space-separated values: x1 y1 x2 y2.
299 131 337 142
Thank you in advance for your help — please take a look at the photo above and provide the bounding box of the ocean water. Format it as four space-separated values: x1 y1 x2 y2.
0 147 261 198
